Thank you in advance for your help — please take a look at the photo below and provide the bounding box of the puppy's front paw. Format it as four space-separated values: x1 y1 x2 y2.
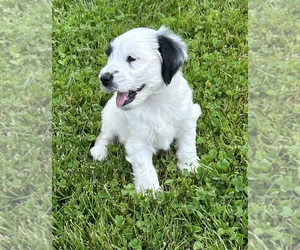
177 160 199 173
135 183 160 195
134 178 160 195
90 146 107 161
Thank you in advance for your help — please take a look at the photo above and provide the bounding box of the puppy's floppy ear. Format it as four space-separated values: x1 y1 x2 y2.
157 26 188 85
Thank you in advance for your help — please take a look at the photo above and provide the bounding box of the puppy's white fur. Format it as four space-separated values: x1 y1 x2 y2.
90 26 201 193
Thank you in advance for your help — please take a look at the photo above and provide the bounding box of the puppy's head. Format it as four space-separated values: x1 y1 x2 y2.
99 26 187 110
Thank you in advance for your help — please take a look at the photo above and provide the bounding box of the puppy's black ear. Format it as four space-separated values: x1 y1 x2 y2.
157 26 187 85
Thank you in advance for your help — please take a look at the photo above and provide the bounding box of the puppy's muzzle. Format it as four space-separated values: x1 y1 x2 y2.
100 72 113 87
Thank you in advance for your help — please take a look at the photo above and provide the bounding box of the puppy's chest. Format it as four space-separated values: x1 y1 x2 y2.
122 111 177 150
148 119 175 150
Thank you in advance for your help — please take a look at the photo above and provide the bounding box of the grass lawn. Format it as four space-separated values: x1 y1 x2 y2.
53 0 247 249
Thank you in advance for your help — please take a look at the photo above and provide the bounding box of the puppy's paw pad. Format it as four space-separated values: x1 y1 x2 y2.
90 146 107 161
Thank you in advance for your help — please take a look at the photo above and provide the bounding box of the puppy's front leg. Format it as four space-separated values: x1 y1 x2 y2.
90 125 115 162
125 143 160 193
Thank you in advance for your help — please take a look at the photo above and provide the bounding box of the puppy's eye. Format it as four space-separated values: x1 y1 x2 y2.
126 56 136 63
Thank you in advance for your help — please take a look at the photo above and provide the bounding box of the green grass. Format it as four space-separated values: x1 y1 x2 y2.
53 0 247 249
0 0 51 249
248 0 300 249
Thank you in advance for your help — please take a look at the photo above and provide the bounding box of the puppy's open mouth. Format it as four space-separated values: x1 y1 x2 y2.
116 84 145 107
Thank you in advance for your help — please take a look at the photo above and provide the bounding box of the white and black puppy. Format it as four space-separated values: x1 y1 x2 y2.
90 26 201 193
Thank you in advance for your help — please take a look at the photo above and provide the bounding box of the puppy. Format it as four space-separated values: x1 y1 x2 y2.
90 26 201 193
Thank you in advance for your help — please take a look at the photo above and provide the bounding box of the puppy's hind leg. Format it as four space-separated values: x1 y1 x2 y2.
176 104 201 173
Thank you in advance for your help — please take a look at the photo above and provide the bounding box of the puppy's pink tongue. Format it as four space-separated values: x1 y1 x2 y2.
116 92 129 107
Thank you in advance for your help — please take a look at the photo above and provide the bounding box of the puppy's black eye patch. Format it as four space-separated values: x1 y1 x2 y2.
126 56 136 63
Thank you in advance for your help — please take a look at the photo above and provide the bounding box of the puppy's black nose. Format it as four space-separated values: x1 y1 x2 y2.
100 73 113 87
